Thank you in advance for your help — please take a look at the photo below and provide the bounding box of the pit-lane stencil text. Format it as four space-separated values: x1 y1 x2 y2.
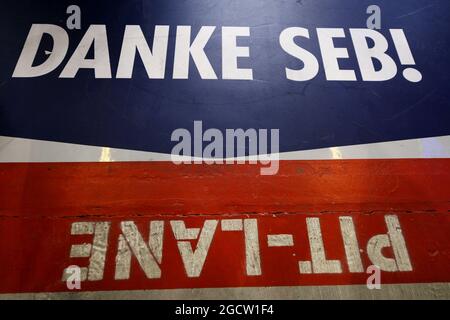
62 214 412 283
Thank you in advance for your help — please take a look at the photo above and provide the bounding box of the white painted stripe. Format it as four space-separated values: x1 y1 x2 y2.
339 217 364 273
298 261 313 274
267 234 294 247
0 135 449 163
221 219 243 231
244 219 262 276
0 135 171 162
0 283 448 300
281 135 450 160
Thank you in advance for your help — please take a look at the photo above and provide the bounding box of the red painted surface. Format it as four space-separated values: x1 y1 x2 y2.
0 159 449 294
1 159 449 216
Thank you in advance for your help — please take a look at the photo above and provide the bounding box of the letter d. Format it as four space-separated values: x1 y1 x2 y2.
13 24 69 77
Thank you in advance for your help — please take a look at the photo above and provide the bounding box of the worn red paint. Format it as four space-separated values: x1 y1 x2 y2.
0 159 449 294
1 159 449 216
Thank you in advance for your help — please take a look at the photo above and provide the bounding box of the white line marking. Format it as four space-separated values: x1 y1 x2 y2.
115 221 163 280
267 234 294 247
339 217 364 273
221 219 243 231
1 135 449 162
299 261 312 274
306 218 342 274
174 220 218 278
69 243 92 258
170 221 200 240
2 283 449 300
244 219 262 276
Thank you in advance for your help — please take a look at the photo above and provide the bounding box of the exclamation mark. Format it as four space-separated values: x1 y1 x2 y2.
390 29 422 83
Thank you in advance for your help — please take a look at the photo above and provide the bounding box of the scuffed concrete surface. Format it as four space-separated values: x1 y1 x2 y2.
1 283 449 300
